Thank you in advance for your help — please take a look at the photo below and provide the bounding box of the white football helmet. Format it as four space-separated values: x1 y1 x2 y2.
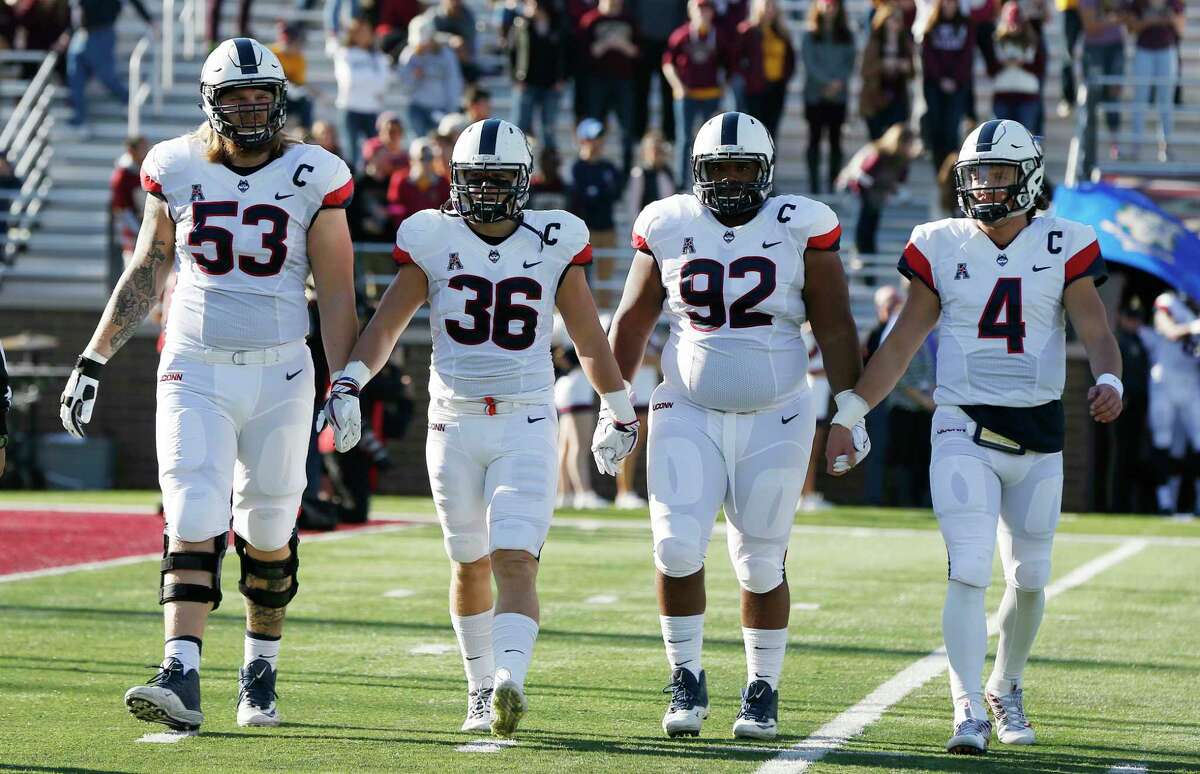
691 111 775 216
450 118 533 223
954 119 1045 224
200 37 288 149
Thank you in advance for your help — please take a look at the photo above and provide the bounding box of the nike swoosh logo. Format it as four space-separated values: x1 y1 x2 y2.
1032 265 1052 272
781 413 799 424
753 646 782 650
286 370 303 380
522 261 542 268
667 638 689 644
762 240 782 249
503 649 525 654
527 416 546 423
274 193 294 200
255 668 268 680
465 655 484 661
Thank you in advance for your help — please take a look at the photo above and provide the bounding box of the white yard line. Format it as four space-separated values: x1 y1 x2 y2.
0 522 420 583
1107 764 1148 773
135 730 196 743
455 738 516 753
755 539 1149 774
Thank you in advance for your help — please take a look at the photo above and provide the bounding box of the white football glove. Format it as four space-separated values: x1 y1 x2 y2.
60 352 106 439
318 361 371 453
829 389 872 473
591 388 639 476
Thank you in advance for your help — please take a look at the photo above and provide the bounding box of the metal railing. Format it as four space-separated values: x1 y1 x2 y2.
0 50 60 274
128 0 202 138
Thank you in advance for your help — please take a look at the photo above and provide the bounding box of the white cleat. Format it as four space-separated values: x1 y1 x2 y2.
490 673 527 737
614 492 648 510
946 717 992 755
987 687 1035 744
461 685 494 733
236 659 281 727
662 668 709 738
571 491 611 510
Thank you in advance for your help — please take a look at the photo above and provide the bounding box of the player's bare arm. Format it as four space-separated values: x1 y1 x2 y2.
556 265 626 394
308 207 360 374
91 195 177 358
1064 277 1124 423
348 263 429 378
608 250 667 382
801 248 863 395
825 280 941 475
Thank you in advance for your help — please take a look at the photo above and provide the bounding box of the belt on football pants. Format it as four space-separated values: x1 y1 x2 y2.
170 340 308 366
430 396 550 415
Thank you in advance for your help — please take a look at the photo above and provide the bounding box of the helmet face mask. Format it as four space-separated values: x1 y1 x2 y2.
200 39 288 151
450 119 532 224
954 119 1044 225
690 112 775 218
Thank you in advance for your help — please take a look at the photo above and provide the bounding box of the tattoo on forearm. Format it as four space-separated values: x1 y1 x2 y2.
108 240 171 352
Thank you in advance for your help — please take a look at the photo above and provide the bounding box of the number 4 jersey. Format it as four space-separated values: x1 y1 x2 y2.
393 208 592 403
141 134 353 352
632 193 842 413
899 215 1106 409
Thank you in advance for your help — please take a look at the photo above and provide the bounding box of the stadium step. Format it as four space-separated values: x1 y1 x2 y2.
2 254 107 281
23 233 109 259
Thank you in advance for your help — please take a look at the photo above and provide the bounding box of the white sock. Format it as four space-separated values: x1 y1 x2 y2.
987 586 1045 695
1158 474 1182 512
943 580 988 723
244 631 281 672
164 636 201 674
451 609 495 692
492 612 538 689
742 627 788 690
660 614 704 681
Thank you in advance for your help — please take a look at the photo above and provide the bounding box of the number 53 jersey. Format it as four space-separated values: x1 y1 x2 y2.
141 135 353 352
394 208 592 403
632 193 842 413
898 215 1106 408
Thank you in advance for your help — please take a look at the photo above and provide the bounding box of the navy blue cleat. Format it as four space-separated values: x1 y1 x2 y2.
124 658 203 731
237 658 281 727
662 668 709 737
732 679 779 739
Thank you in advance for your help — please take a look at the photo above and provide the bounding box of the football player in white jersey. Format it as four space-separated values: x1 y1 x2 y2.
321 118 638 737
59 38 359 732
608 112 870 740
1145 292 1200 513
826 119 1123 755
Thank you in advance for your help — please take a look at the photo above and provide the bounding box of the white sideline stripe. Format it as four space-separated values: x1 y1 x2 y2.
1107 765 1148 773
409 643 458 656
384 588 416 599
456 738 516 753
792 603 821 611
585 594 619 605
756 539 1149 774
0 522 420 584
136 731 196 744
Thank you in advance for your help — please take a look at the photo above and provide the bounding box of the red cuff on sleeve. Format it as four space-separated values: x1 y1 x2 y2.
572 244 593 266
322 178 354 208
140 170 162 195
393 246 414 265
632 233 648 251
807 224 842 251
900 242 937 293
1065 240 1100 282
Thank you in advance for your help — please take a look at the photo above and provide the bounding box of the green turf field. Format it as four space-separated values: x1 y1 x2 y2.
1 494 1198 773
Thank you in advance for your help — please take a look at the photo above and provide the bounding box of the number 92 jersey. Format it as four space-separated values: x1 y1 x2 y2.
394 208 592 403
898 215 1106 408
632 193 842 413
141 135 353 352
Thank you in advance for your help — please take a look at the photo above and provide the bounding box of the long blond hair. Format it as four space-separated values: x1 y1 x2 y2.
192 121 299 164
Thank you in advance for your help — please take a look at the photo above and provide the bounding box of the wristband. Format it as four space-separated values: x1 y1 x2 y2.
76 352 107 378
830 389 869 429
600 389 637 426
82 348 108 365
1096 373 1123 400
339 360 373 389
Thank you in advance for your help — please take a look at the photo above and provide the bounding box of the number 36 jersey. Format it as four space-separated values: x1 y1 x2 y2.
898 215 1106 408
393 208 592 403
141 135 353 352
632 193 842 413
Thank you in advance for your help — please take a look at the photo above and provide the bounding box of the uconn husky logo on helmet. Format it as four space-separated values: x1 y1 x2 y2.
691 112 775 217
953 119 1045 224
450 119 533 223
199 37 288 149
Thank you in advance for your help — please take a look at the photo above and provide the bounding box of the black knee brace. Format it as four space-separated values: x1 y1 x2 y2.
235 530 300 609
160 532 228 610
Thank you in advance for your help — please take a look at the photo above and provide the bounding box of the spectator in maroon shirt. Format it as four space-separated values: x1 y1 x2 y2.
581 0 640 174
1126 0 1184 160
921 0 975 173
375 0 425 59
663 0 728 186
387 138 452 227
989 1 1046 134
110 136 147 263
732 0 795 140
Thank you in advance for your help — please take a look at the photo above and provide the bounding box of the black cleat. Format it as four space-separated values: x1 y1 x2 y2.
662 668 709 737
124 658 203 731
732 679 779 739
